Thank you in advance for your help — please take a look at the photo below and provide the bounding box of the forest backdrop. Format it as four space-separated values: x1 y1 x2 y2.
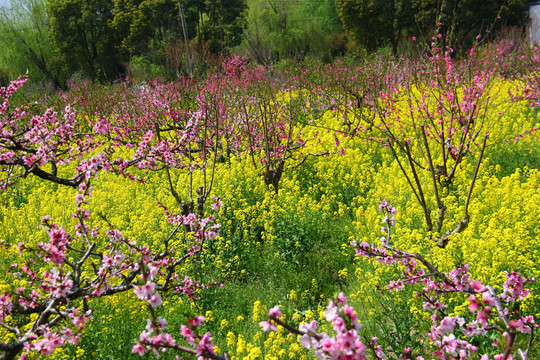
0 0 531 88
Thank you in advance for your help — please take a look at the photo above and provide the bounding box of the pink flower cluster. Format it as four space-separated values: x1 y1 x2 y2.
160 201 222 243
175 275 224 302
261 295 381 360
36 225 70 266
132 317 177 357
133 314 217 360
350 201 537 359
20 309 91 357
133 281 163 308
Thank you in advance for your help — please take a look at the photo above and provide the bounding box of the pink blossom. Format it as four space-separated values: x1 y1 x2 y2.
336 292 347 304
477 310 488 326
299 333 317 350
148 292 163 308
180 325 196 345
468 295 479 312
259 320 277 332
188 315 205 327
509 318 531 333
268 305 282 318
482 292 496 306
133 282 155 300
196 332 214 356
470 280 485 293
132 342 146 356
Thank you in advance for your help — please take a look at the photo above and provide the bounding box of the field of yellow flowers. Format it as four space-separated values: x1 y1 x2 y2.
1 47 540 359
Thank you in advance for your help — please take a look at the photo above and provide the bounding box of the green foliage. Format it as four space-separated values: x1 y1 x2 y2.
197 0 248 54
412 0 528 53
127 55 168 82
337 0 528 56
44 0 247 81
348 273 426 358
47 0 123 80
0 0 527 83
239 0 343 63
0 0 62 87
337 0 414 56
0 66 10 87
110 0 181 56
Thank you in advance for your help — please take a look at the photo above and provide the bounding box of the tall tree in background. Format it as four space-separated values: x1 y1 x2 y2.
47 0 247 81
240 0 342 64
337 0 413 56
412 0 528 52
0 0 62 87
337 0 528 56
47 0 123 80
195 0 248 54
110 0 182 57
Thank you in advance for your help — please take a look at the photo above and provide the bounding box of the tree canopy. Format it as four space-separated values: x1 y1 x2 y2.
239 0 342 64
0 0 248 83
337 0 528 56
0 0 533 83
0 0 62 87
47 0 121 80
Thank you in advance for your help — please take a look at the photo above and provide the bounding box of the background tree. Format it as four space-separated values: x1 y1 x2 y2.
337 0 413 57
110 0 182 57
47 0 124 81
45 0 248 81
337 0 528 56
0 0 62 88
197 0 248 54
413 0 528 53
239 0 343 64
